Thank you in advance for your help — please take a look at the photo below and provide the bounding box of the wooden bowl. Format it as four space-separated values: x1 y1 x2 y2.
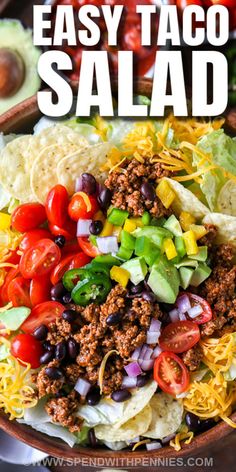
0 78 236 465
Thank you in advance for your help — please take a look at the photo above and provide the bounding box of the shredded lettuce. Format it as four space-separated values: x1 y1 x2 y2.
0 342 10 361
0 307 31 331
64 118 101 144
74 426 90 445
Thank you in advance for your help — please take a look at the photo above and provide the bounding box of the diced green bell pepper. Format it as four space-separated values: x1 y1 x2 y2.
175 236 186 258
108 208 129 226
120 230 135 250
144 245 161 266
133 226 173 248
116 246 133 261
142 212 151 226
91 254 121 267
135 236 151 257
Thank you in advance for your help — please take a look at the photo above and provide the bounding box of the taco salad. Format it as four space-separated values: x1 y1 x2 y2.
0 108 236 451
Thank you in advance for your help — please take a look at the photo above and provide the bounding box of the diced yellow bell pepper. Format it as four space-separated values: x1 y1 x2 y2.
0 213 11 230
190 224 208 240
100 220 114 237
163 238 178 260
94 210 106 225
179 212 196 232
113 225 122 242
129 217 144 228
156 180 175 209
110 266 130 288
123 219 137 233
183 230 198 256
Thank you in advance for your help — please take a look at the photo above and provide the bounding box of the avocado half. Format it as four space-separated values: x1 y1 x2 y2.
0 20 41 115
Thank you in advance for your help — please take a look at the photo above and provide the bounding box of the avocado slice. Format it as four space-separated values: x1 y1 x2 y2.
122 257 147 285
133 226 173 248
164 215 182 236
175 258 198 269
147 257 180 304
0 20 41 114
190 246 208 262
190 263 212 287
179 267 194 289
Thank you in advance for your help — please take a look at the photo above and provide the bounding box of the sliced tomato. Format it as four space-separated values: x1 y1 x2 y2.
30 276 52 306
49 218 77 241
154 352 190 395
68 193 99 221
77 237 101 258
45 184 69 227
159 321 200 354
50 254 76 285
20 239 61 279
19 229 52 252
183 293 213 325
21 301 64 334
68 252 91 270
11 334 43 368
1 265 20 305
11 203 46 233
7 276 31 308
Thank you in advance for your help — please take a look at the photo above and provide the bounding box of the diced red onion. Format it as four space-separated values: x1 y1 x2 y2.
146 331 160 345
149 318 162 332
96 236 118 254
176 294 191 313
131 345 142 360
179 313 187 321
75 176 83 192
75 378 91 396
124 362 142 378
146 442 162 451
143 347 153 360
127 437 140 445
169 308 179 323
77 219 92 237
139 359 154 371
176 391 188 399
152 345 162 359
140 344 149 360
162 434 175 444
188 305 203 319
121 376 137 389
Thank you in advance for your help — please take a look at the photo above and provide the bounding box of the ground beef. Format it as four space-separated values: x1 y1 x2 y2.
105 157 172 217
47 318 73 345
182 346 203 371
45 390 82 433
199 224 217 248
36 360 65 398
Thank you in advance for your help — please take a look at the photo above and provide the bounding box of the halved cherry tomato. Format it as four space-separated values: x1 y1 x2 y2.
77 237 101 258
11 203 46 233
30 276 52 306
20 239 61 279
19 229 52 252
49 218 77 241
62 241 80 256
11 334 43 368
211 0 234 6
159 321 200 353
68 252 91 270
1 265 20 305
5 250 21 265
68 193 99 221
7 277 31 308
45 184 69 227
21 301 64 334
154 351 190 395
183 293 213 325
50 252 91 285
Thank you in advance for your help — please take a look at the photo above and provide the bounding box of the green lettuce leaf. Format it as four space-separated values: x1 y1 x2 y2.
0 307 31 331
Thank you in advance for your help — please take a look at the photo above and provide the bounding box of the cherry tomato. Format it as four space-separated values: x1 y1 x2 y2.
77 237 101 257
11 203 46 233
21 301 64 334
11 333 43 368
211 0 234 6
6 250 21 265
62 241 80 256
30 276 52 306
20 239 61 279
49 219 77 241
154 351 190 395
69 252 91 270
68 193 99 221
19 229 52 252
45 184 69 227
50 252 91 285
176 0 203 7
159 321 200 354
1 266 20 305
7 277 31 308
183 293 213 325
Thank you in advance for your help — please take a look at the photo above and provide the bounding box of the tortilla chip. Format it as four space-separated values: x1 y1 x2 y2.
203 213 236 245
164 178 210 219
143 393 183 440
95 404 152 442
57 143 111 195
217 180 236 216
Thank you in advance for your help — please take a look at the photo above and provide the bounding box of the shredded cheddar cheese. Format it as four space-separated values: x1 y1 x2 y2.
170 425 194 452
98 350 119 394
0 337 37 420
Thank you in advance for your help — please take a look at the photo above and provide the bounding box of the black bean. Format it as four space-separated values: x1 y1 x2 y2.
62 292 72 304
185 413 202 433
62 309 77 323
67 338 79 359
106 312 122 326
142 291 156 303
98 188 112 210
40 351 54 365
199 419 215 433
43 341 55 353
51 282 66 301
136 374 148 388
54 235 66 248
89 220 103 235
111 389 131 402
86 387 101 406
82 173 97 195
140 182 156 201
45 366 64 380
55 341 67 361
130 283 143 295
33 324 48 341
88 428 98 447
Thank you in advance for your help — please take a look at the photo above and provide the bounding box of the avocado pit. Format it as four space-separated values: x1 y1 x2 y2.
0 47 25 99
